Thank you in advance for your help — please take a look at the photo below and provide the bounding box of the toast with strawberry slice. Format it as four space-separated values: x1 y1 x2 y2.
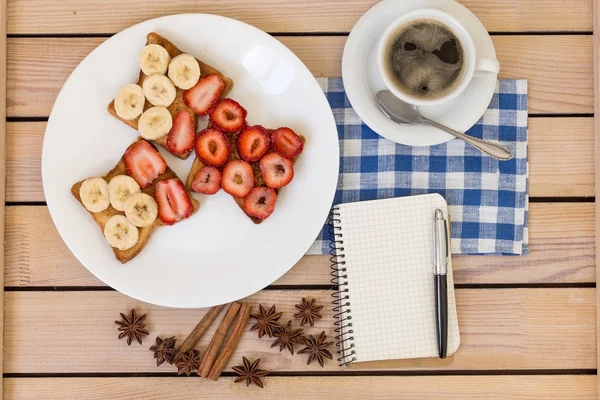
107 32 234 159
72 138 200 263
186 124 305 224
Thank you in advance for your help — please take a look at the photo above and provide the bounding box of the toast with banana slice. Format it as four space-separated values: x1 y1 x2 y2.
186 122 305 224
108 32 234 160
72 138 200 264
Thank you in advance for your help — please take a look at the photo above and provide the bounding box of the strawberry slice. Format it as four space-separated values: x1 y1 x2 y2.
155 178 193 225
124 140 167 188
195 128 231 167
221 160 254 198
166 109 196 155
260 152 294 189
272 127 304 159
243 186 277 220
191 166 222 195
237 125 270 162
183 74 225 115
209 98 247 133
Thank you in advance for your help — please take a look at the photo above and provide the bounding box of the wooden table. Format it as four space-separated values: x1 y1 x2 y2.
1 0 599 398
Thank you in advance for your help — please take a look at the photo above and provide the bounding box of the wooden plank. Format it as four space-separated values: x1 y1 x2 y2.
5 36 593 117
4 376 597 400
4 289 595 373
6 0 592 34
593 0 600 396
6 123 42 203
4 203 595 287
5 118 596 202
528 118 595 197
0 0 7 392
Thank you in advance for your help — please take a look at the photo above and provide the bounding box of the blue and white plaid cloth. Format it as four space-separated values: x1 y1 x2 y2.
308 77 529 256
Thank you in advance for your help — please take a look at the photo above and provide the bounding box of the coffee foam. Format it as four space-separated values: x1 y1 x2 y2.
384 20 465 100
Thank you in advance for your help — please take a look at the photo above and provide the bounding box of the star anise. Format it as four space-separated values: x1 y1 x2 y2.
271 320 304 355
250 304 282 338
114 309 149 345
149 336 177 366
232 357 269 388
293 298 323 327
298 331 334 367
174 349 201 376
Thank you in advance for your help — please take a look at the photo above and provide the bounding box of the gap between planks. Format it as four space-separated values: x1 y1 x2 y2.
3 370 598 377
3 283 597 292
5 31 597 38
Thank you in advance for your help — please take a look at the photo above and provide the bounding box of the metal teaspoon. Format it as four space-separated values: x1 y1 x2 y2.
376 90 513 161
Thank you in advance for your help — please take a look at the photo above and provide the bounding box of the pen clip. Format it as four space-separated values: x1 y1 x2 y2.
443 219 449 268
434 209 449 275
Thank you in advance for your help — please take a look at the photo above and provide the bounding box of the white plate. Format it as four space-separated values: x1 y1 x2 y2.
342 0 498 146
42 14 339 308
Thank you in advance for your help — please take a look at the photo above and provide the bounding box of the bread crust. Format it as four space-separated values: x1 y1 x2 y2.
107 32 234 159
71 138 200 263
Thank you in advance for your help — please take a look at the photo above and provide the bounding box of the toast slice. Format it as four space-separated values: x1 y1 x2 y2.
72 138 200 263
107 32 234 159
186 128 305 224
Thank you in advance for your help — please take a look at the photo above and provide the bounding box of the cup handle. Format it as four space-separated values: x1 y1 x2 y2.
473 58 500 77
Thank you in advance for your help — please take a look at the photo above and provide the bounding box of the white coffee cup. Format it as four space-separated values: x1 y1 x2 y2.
377 9 499 107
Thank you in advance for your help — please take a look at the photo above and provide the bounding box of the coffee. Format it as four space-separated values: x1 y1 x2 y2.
383 19 464 100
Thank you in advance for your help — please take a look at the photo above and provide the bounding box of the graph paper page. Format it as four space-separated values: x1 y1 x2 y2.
335 193 459 362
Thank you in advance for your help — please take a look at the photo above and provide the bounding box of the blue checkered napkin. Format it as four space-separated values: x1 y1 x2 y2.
307 77 529 256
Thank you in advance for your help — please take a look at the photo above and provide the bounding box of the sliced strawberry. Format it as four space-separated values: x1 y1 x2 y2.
183 74 225 115
243 187 277 220
155 178 193 225
260 152 294 189
221 160 254 198
191 166 222 195
195 128 231 167
237 125 270 162
124 140 167 188
209 98 247 133
272 127 304 159
166 109 196 155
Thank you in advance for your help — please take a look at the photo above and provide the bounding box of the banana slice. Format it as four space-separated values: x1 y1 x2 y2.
168 54 201 90
138 107 173 140
79 177 110 213
124 192 158 227
108 175 140 211
139 44 171 76
114 84 145 120
104 215 139 251
143 73 177 107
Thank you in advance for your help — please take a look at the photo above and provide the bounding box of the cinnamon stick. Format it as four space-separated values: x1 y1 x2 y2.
207 303 252 380
173 304 225 363
197 302 241 377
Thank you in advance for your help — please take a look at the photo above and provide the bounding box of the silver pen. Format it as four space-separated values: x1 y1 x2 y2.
433 209 449 359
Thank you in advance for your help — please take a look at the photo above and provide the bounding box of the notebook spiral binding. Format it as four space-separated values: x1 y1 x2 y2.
329 206 356 367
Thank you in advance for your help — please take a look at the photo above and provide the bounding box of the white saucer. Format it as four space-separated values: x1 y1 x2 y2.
342 0 498 146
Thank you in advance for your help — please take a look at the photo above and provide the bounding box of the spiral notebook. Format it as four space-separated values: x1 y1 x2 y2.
331 193 460 366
